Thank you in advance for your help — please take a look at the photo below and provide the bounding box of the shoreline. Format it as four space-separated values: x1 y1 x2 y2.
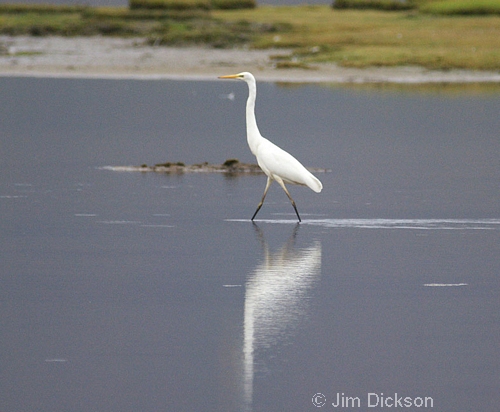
101 160 331 174
1 35 500 83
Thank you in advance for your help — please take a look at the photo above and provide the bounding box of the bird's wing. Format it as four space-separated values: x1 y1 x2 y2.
256 139 321 192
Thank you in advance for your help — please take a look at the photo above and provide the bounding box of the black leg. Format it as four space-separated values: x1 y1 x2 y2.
251 177 272 221
276 178 301 222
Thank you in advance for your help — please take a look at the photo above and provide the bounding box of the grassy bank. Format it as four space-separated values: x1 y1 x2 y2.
0 1 499 71
214 6 500 70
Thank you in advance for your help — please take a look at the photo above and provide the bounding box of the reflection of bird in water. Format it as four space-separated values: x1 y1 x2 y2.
243 223 322 410
219 72 322 222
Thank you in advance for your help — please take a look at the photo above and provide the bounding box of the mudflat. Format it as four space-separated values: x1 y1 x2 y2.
1 35 500 83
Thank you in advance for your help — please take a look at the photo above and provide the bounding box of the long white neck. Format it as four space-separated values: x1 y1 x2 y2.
245 78 262 156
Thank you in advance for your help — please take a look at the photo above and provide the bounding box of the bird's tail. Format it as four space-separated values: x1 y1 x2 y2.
307 174 323 193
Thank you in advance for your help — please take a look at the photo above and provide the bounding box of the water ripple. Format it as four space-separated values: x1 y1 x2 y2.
228 218 500 230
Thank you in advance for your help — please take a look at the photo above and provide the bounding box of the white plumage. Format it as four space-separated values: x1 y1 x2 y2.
219 72 322 222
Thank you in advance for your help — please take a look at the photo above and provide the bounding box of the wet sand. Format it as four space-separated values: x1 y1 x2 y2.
1 35 500 83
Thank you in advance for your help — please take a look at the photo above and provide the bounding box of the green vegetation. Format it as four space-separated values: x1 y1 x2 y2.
214 5 500 70
129 0 211 11
211 0 255 10
332 0 500 15
419 0 500 15
0 4 87 13
0 0 256 44
332 0 415 11
129 0 254 10
0 0 499 70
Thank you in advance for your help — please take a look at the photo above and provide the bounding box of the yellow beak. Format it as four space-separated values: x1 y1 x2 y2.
218 74 241 79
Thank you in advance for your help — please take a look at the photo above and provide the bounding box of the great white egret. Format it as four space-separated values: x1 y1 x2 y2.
219 72 323 222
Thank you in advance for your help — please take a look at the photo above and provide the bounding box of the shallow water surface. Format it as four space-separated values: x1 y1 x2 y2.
1 78 499 411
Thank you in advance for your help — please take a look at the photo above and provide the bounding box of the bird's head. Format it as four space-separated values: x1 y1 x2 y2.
218 72 255 83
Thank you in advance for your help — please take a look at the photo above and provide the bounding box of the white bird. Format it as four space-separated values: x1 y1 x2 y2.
218 72 322 222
